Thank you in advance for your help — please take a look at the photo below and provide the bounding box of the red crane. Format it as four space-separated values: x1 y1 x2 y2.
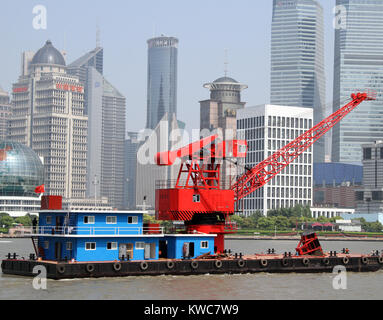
155 91 376 253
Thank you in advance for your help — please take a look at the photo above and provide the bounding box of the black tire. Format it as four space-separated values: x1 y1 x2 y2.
237 259 245 268
361 257 368 265
86 264 95 273
113 262 122 271
323 258 330 266
166 261 175 270
57 265 66 274
302 258 309 266
378 257 383 264
215 260 223 269
191 261 199 270
260 259 268 267
343 257 349 265
140 262 149 271
282 259 289 267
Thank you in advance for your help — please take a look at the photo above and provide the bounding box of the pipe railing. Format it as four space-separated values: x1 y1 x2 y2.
31 226 164 236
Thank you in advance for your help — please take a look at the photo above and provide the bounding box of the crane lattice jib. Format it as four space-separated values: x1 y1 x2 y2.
231 91 376 202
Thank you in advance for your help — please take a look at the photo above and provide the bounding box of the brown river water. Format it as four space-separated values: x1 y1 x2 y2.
0 238 382 300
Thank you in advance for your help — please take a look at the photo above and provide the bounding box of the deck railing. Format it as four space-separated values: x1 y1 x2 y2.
31 226 164 236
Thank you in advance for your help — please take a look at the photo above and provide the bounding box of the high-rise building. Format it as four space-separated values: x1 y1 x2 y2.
136 113 182 210
271 0 326 162
355 141 383 213
200 76 248 187
123 132 141 209
146 36 178 130
332 0 383 163
68 47 126 209
237 104 313 216
9 40 88 199
0 87 11 141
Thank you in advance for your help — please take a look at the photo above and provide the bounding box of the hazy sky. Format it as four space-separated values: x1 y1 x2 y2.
0 0 336 133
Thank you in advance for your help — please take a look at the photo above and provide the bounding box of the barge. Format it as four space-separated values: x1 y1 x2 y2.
2 253 383 280
1 196 383 280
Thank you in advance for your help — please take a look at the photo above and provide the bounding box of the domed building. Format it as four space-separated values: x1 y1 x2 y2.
8 40 88 208
0 142 44 217
31 40 66 67
200 75 248 188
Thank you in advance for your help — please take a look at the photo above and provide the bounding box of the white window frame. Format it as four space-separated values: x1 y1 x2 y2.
135 242 145 250
85 242 96 251
201 241 209 249
66 242 73 251
128 216 138 224
107 242 118 250
84 216 95 224
106 216 117 224
46 216 52 224
44 241 49 250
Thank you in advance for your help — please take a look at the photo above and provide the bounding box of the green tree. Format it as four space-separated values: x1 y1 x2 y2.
14 215 32 226
0 215 14 229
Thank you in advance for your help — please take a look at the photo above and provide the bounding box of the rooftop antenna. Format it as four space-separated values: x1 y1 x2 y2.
96 19 101 48
224 49 229 77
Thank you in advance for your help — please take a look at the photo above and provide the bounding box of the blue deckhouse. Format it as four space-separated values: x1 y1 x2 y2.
33 197 216 262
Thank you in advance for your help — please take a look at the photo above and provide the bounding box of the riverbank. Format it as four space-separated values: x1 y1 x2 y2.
226 235 383 241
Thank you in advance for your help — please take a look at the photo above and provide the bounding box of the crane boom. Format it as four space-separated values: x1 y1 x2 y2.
231 91 376 202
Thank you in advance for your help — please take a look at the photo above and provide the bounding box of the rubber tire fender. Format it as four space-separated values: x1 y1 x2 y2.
191 261 199 270
140 262 149 271
86 264 95 273
237 259 245 268
113 262 122 271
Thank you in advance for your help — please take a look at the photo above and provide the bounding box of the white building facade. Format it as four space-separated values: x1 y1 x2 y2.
237 104 313 216
8 41 88 200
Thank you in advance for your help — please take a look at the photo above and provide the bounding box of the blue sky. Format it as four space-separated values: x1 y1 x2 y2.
0 0 335 132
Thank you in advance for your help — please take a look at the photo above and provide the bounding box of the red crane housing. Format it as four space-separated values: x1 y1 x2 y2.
155 91 376 253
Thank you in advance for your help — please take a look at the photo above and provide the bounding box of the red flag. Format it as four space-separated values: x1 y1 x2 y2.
35 185 45 194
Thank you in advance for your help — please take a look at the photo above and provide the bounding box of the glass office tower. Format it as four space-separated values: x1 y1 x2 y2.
146 36 178 130
332 0 383 164
271 0 326 162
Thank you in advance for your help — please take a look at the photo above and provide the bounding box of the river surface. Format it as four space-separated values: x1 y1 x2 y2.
0 238 382 300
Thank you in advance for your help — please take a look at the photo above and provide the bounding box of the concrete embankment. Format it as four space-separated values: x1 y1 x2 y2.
226 235 383 242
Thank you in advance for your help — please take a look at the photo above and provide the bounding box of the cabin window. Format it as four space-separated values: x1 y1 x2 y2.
106 216 117 224
107 242 117 250
66 242 72 251
193 194 200 203
44 241 49 249
46 216 52 224
136 242 145 250
201 241 209 249
85 242 96 251
128 216 138 224
84 216 95 224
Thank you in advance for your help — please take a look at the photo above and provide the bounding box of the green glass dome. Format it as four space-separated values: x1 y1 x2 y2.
0 142 44 197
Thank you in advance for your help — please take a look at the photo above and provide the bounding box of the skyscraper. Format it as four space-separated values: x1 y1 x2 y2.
68 47 126 209
136 113 182 210
0 87 11 141
200 76 248 187
9 40 88 199
146 36 178 129
123 132 141 210
332 0 383 163
271 0 325 163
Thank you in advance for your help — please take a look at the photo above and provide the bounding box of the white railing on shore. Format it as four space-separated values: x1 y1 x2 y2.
31 226 164 236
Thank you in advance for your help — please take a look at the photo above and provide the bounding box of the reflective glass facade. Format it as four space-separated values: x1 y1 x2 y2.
0 141 44 197
332 0 383 163
271 0 325 162
146 36 178 129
